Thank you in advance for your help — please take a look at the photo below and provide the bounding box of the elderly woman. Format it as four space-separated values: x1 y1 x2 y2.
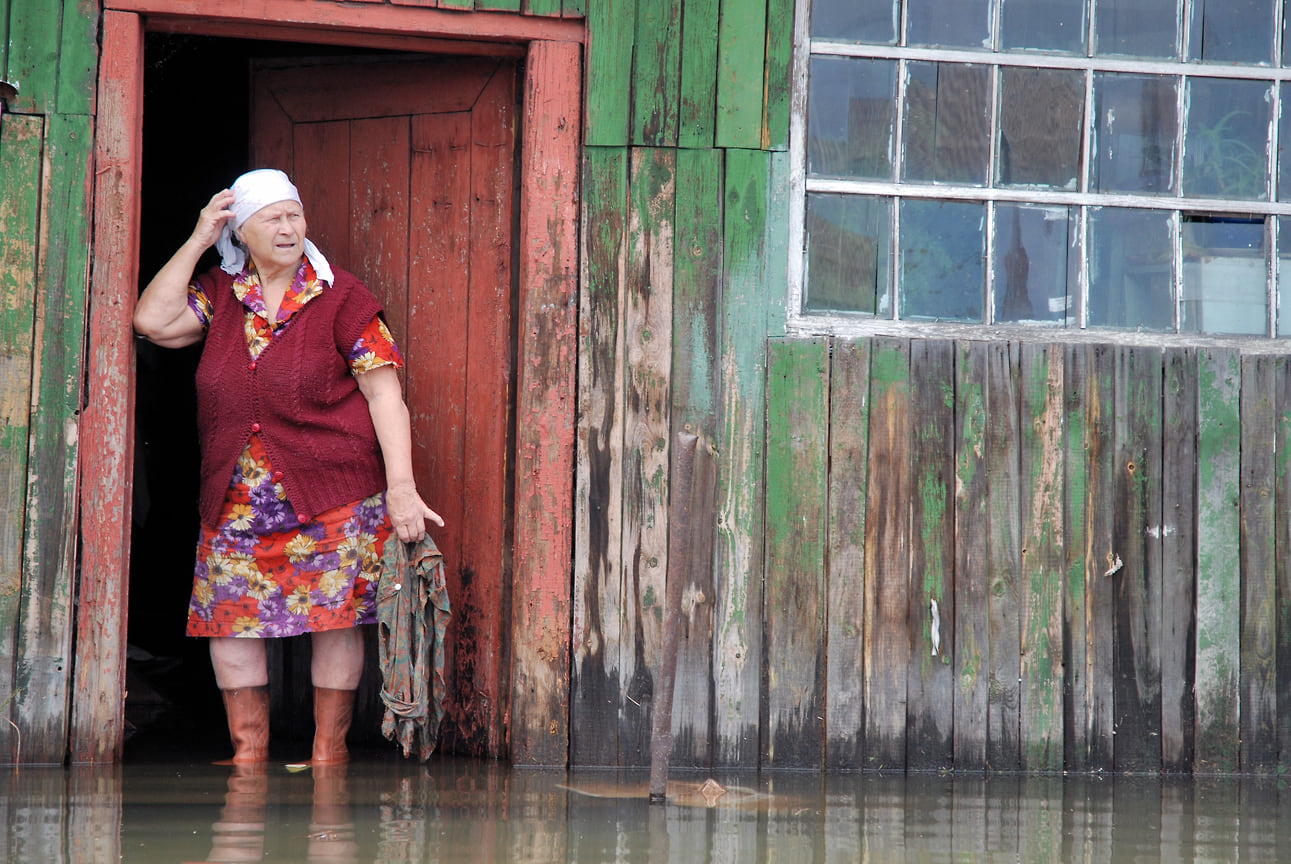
134 169 441 765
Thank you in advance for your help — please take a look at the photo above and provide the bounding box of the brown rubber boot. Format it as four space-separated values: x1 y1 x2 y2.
311 687 355 765
219 686 270 765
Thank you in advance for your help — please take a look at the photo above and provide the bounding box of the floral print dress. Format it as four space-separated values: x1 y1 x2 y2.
184 260 402 638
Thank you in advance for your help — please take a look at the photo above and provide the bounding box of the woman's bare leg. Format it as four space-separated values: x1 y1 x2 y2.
310 627 364 689
209 637 269 689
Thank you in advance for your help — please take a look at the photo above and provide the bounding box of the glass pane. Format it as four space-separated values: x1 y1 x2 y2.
808 56 896 180
1088 207 1174 330
993 204 1074 325
899 199 985 322
903 63 991 185
1279 83 1291 201
1000 0 1086 53
1187 0 1275 65
1094 0 1179 58
1092 73 1177 195
1181 215 1267 335
906 0 991 48
812 0 896 43
998 67 1084 189
1279 217 1291 336
1183 78 1271 201
804 194 892 314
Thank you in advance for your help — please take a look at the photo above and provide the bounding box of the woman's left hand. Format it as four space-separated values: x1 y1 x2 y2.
386 482 444 543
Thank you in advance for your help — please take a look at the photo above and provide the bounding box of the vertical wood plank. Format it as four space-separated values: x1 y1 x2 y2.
631 0 681 146
583 0 635 146
14 113 91 762
573 147 628 767
3 0 61 112
953 340 989 771
907 339 955 770
669 147 723 767
349 116 410 344
1018 343 1064 771
1112 346 1163 772
1160 347 1197 772
1239 354 1277 773
74 9 143 763
864 337 910 770
985 342 1021 771
827 338 870 770
1083 343 1116 771
56 0 99 116
1194 348 1241 772
0 111 42 761
510 40 580 765
762 0 793 149
523 0 563 17
763 337 828 768
292 121 351 269
1275 358 1291 775
619 147 675 765
678 0 720 147
712 148 769 767
1061 343 1089 771
714 0 768 148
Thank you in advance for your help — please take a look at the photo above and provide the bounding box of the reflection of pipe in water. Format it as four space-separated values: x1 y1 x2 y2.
561 778 769 810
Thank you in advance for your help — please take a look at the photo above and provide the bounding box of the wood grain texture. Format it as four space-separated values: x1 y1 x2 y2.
1275 358 1291 775
763 337 828 768
57 0 100 116
631 0 681 145
827 338 870 770
953 340 989 771
762 0 793 149
1061 343 1089 771
1239 354 1277 773
714 0 768 148
583 0 635 146
1082 343 1116 771
1194 348 1241 772
74 9 143 763
3 0 61 112
864 338 910 770
509 40 580 765
573 147 628 767
678 0 720 147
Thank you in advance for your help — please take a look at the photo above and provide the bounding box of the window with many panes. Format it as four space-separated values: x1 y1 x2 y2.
790 0 1291 337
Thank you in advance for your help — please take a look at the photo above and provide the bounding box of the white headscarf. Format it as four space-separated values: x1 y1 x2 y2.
215 168 334 283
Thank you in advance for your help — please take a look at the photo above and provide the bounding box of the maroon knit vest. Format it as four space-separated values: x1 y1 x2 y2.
194 266 386 526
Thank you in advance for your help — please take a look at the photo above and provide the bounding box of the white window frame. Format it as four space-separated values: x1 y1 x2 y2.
788 0 1291 346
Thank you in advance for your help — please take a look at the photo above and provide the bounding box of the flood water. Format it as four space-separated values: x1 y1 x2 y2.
2 756 1287 862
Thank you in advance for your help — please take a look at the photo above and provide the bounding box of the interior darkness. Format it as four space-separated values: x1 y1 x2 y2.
125 32 386 761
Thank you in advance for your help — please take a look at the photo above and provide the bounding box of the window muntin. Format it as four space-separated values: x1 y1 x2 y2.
795 0 1291 338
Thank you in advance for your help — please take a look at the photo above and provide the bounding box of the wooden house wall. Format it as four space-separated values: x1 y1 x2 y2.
0 0 96 763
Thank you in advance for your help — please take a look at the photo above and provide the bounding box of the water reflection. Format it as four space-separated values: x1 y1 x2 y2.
1 760 1289 862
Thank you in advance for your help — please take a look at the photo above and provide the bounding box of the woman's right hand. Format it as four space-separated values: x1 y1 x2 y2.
189 189 237 250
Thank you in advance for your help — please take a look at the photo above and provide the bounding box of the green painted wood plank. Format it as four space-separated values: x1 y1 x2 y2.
1061 343 1090 771
669 147 723 767
619 147 676 766
0 0 10 82
763 337 829 768
762 0 792 149
715 0 768 149
863 337 910 770
826 338 869 770
953 340 989 771
985 341 1021 771
476 0 523 12
1275 359 1291 775
1160 347 1197 772
1018 343 1065 772
564 0 586 20
584 0 636 146
907 339 955 770
0 113 43 760
4 0 61 113
678 0 720 147
631 0 681 145
1111 346 1163 772
764 150 790 336
1082 343 1116 771
439 0 477 12
55 0 97 115
572 147 629 767
1195 348 1241 772
712 148 769 767
523 0 564 17
14 113 90 762
1239 354 1277 774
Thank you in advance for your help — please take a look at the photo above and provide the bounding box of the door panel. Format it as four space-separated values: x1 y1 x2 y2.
251 55 516 756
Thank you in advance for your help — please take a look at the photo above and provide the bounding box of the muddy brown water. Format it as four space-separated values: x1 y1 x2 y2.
1 756 1286 862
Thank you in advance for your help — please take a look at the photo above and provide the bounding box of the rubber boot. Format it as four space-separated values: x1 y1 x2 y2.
311 687 355 765
219 686 270 765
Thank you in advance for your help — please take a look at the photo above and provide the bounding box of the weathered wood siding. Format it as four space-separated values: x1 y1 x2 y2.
0 0 96 764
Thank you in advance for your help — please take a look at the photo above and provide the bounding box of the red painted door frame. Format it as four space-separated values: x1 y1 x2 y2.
78 1 581 765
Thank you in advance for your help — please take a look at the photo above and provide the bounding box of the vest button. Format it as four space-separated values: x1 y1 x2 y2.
296 512 310 524
248 361 257 371
272 471 284 482
251 422 261 433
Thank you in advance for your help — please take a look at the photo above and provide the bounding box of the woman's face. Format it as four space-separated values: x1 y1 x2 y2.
236 199 308 273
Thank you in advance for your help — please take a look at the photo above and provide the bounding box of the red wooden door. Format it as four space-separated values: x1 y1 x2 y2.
251 55 515 755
